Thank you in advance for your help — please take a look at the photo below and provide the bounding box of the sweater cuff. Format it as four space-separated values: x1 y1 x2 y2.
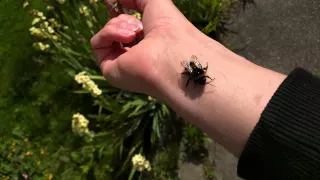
237 68 320 180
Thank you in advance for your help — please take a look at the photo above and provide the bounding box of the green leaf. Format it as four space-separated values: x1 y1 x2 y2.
128 105 143 117
204 136 213 143
80 164 91 174
125 118 142 137
121 99 147 114
151 113 161 143
119 139 124 159
70 151 85 164
72 90 90 94
114 142 142 179
161 104 170 117
57 30 73 41
128 168 136 180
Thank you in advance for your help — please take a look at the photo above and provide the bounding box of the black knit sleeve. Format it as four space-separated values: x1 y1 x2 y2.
237 68 320 180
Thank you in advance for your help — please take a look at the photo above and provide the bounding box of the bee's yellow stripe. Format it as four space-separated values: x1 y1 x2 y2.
195 72 207 80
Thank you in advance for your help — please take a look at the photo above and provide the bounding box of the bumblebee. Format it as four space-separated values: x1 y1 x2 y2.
181 55 214 87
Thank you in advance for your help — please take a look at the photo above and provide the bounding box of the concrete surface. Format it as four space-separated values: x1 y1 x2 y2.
179 0 320 179
224 0 320 74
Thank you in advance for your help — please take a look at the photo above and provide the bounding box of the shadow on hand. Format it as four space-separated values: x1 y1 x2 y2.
179 73 216 99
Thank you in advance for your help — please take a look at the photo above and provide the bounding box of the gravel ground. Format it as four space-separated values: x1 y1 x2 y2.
179 0 320 179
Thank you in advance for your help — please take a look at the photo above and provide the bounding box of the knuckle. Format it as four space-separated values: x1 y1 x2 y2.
101 61 115 79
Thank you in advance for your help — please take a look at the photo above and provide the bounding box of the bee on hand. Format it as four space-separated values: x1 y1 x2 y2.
181 55 214 87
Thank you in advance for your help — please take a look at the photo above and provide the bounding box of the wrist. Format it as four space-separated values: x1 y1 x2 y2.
152 40 287 156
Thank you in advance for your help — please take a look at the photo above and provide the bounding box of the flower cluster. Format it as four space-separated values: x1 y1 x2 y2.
29 9 69 52
25 151 33 156
71 113 90 136
89 0 99 4
23 1 29 8
56 0 65 4
30 10 47 20
132 154 152 172
46 173 53 180
29 15 61 39
33 42 50 51
47 5 55 11
132 12 142 20
74 71 102 97
79 5 90 17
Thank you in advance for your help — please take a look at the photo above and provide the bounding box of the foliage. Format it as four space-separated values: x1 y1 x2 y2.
0 0 253 179
183 123 212 159
0 136 57 180
203 158 216 180
173 0 237 41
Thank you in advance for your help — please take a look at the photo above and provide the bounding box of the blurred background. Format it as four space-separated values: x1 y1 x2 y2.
0 0 318 180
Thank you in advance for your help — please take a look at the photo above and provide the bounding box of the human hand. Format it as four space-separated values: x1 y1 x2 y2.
91 0 287 156
91 0 223 98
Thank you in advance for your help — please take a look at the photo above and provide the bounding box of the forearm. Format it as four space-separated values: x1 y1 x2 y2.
155 40 287 156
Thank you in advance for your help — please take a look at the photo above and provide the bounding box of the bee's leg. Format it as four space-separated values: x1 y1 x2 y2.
204 62 208 70
205 76 214 80
181 71 189 75
186 78 191 87
206 77 215 87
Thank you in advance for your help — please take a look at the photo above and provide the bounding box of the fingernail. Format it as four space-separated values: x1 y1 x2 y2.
120 22 141 32
128 19 143 31
118 28 135 36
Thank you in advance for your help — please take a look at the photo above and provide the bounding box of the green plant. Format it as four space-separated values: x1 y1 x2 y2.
24 0 236 178
203 158 216 180
0 135 58 180
183 123 209 159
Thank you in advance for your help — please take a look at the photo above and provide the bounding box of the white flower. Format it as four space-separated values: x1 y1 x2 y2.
29 27 46 38
32 18 41 25
56 0 65 4
23 1 29 8
37 11 44 17
47 26 55 34
89 0 98 4
75 71 90 84
74 71 102 97
52 35 58 40
79 5 90 17
132 154 152 172
33 42 50 51
132 12 142 20
72 113 90 136
47 6 54 10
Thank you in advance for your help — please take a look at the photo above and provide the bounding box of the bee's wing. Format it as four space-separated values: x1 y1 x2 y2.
181 61 188 68
194 60 202 69
190 55 198 61
190 55 203 69
181 61 193 73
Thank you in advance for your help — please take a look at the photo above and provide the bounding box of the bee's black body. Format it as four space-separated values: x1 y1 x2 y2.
181 55 214 87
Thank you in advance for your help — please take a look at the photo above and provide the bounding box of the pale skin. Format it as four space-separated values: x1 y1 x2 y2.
91 0 287 157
